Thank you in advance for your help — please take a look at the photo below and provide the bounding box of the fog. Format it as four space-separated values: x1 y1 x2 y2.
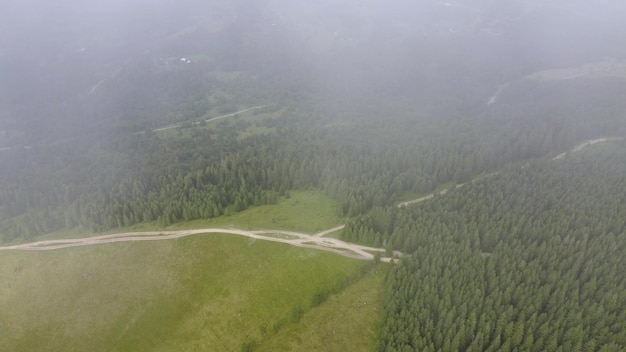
1 3 626 349
1 0 626 146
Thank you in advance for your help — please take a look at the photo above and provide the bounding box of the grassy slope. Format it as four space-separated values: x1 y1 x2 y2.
256 265 389 352
166 190 343 233
0 234 374 351
36 190 343 242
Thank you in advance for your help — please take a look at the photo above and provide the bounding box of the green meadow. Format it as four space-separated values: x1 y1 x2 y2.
0 190 383 351
256 265 388 351
35 190 344 243
165 190 343 234
0 232 382 351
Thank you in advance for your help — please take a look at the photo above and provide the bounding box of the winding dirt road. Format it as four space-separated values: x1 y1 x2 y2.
0 226 398 262
152 105 267 132
5 137 618 260
400 137 623 207
552 137 623 160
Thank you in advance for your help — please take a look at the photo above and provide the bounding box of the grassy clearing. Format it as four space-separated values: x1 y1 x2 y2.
34 190 342 242
166 190 343 234
0 234 370 352
255 265 389 352
235 109 284 140
152 99 276 138
237 125 277 140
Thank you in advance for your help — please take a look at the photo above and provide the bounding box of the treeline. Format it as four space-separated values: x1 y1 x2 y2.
4 0 626 244
342 141 626 351
1 83 624 242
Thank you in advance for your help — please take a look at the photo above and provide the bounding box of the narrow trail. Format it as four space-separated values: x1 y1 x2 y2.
89 57 133 95
89 79 106 94
399 137 623 208
152 105 267 132
313 225 345 238
553 137 623 160
397 172 499 208
487 83 509 105
397 191 441 208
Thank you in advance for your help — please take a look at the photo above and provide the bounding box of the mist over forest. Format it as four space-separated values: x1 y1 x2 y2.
1 1 626 351
2 0 626 148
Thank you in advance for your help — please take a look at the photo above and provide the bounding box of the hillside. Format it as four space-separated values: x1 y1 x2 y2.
0 234 383 351
1 0 626 351
348 140 626 351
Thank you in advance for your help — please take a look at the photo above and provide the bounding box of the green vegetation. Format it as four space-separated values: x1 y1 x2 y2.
343 141 626 351
256 265 389 352
165 190 342 233
0 234 373 351
2 1 626 350
5 90 626 243
28 190 340 243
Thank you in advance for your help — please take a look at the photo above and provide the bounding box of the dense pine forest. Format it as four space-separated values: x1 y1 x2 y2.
2 0 626 351
2 89 625 241
343 141 626 351
3 0 626 243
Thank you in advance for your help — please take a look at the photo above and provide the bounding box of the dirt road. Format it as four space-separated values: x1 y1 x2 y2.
7 137 616 260
553 137 623 160
0 226 397 262
152 105 266 132
400 136 624 207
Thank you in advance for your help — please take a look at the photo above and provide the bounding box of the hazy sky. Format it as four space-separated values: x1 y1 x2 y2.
2 0 626 146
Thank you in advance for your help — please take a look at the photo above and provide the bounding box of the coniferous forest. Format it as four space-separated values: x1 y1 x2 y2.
1 0 626 350
344 141 626 351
